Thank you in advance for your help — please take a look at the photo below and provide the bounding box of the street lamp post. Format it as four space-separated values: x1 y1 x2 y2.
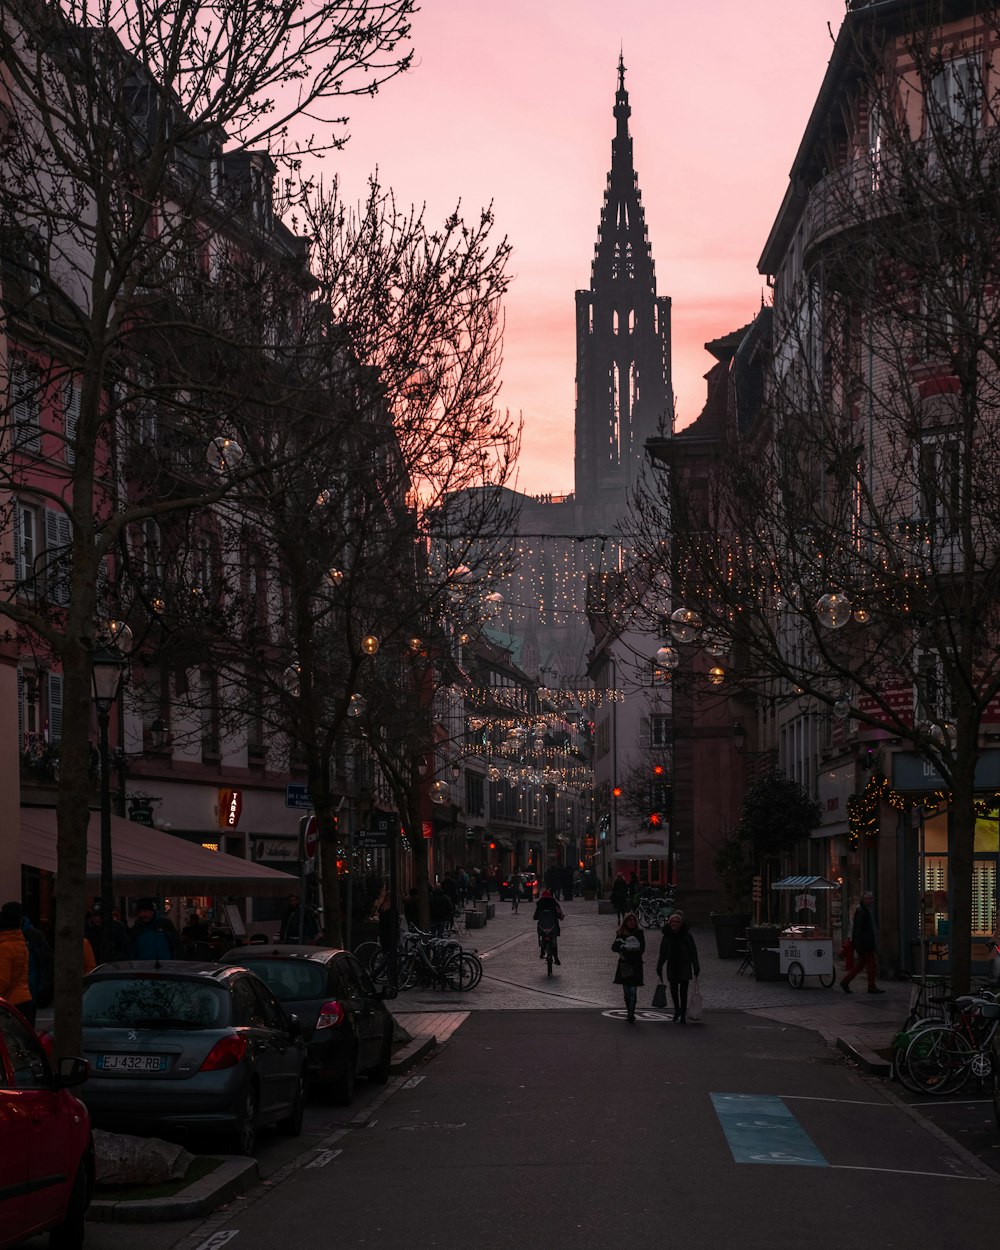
92 648 124 963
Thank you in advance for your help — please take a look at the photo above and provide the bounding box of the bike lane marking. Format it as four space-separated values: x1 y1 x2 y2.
193 1232 240 1250
711 1093 828 1167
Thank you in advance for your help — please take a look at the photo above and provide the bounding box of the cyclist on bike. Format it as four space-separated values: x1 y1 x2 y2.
533 889 564 964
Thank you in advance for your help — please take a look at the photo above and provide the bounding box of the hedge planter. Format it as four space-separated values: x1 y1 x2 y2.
711 913 750 959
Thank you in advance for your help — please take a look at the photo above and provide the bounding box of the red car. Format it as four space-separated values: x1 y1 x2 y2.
0 998 93 1250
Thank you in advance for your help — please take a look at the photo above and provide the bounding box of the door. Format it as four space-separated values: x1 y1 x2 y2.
231 976 288 1118
249 977 299 1112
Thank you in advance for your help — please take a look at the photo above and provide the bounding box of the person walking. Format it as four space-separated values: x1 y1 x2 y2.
841 890 884 993
612 912 645 1023
0 902 33 1024
656 910 700 1023
129 898 182 960
610 873 629 923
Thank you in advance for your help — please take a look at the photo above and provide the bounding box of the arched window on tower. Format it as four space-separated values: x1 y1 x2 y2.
610 362 621 467
628 309 635 333
613 309 620 335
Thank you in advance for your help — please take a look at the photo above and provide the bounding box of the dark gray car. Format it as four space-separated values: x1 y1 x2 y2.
217 945 395 1104
80 962 308 1155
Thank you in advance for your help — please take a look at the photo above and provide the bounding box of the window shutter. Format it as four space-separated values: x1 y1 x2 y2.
63 381 79 464
11 362 40 452
13 505 24 583
47 672 63 744
44 509 72 606
17 669 24 749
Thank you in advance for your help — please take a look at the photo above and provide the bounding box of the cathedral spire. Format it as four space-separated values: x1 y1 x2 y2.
614 51 631 141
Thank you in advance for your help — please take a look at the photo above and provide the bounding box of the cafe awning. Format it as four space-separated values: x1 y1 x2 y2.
20 807 298 897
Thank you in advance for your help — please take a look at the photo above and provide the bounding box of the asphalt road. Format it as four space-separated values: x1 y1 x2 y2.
100 1008 997 1250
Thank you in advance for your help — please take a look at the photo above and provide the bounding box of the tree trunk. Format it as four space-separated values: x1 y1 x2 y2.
949 733 978 996
52 647 93 1060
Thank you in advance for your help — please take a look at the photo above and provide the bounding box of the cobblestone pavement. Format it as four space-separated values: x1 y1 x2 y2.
394 898 910 1058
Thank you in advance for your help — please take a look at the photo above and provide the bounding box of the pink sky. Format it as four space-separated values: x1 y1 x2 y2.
331 1 848 496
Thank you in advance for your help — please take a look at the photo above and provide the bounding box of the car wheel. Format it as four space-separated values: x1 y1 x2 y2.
330 1048 357 1106
48 1162 89 1250
367 1024 393 1085
230 1084 259 1156
279 1069 307 1136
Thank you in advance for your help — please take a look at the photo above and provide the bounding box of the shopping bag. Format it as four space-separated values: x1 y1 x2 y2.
651 982 667 1009
687 978 703 1023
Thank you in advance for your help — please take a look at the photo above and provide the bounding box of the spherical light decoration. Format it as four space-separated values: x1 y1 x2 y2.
458 633 470 644
408 636 423 651
533 737 545 751
653 668 672 684
361 634 380 655
151 597 165 614
707 666 726 686
814 592 853 629
654 645 681 670
99 619 134 654
704 634 728 657
326 568 344 588
315 488 334 508
282 663 301 697
206 436 244 474
669 607 702 643
429 780 449 804
853 606 871 625
834 698 850 718
487 765 501 782
348 692 365 717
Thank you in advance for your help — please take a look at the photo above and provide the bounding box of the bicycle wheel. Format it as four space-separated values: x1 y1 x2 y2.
546 946 553 976
442 951 481 991
353 941 380 973
904 1025 973 1094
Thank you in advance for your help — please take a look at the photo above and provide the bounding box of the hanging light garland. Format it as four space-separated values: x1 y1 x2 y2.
846 772 1000 848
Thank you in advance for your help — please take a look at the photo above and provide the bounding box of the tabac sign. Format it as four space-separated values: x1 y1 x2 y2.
218 788 243 828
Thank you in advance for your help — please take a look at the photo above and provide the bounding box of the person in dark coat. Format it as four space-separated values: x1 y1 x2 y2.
533 889 564 963
403 888 421 930
128 898 182 961
610 873 629 923
656 909 700 1023
841 891 884 993
441 874 458 911
85 905 129 963
429 886 454 936
279 893 321 944
3 902 53 1011
612 912 645 1022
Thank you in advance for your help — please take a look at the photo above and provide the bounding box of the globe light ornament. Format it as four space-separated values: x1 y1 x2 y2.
361 634 380 655
707 666 726 686
669 607 702 643
834 698 851 718
348 692 365 717
654 645 681 670
487 765 501 782
429 780 450 804
326 568 344 587
703 634 728 657
206 436 244 474
853 605 871 625
282 663 301 697
99 619 134 654
814 592 853 629
408 636 423 652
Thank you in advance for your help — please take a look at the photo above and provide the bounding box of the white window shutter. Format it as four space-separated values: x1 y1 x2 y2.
64 381 79 464
13 505 24 583
48 672 63 744
12 362 39 452
17 669 24 748
45 509 72 606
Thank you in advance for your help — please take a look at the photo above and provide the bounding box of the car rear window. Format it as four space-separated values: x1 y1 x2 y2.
83 977 229 1027
236 959 329 1002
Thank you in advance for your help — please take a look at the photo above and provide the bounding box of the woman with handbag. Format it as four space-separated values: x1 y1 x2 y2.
656 910 700 1024
612 912 645 1023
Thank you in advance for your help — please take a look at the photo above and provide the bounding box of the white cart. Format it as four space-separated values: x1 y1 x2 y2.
773 876 841 989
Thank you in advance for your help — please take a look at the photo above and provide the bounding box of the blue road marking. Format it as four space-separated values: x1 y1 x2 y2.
711 1093 829 1167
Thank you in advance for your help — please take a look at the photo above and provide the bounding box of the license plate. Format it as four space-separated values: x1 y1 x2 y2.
97 1054 167 1072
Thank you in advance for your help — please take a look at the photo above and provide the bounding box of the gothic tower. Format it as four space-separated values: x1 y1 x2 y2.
574 57 673 521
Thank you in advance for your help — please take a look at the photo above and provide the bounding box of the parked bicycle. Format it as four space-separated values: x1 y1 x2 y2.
635 886 676 930
370 926 482 993
896 992 1000 1095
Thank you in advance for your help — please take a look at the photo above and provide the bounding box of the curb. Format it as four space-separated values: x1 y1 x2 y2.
88 1157 259 1224
835 1034 891 1076
389 1034 437 1075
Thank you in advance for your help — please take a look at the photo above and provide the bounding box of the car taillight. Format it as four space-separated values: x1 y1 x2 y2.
199 1034 247 1072
315 1001 345 1030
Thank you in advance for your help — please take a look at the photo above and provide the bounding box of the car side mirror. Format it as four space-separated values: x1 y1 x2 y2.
286 1013 302 1039
54 1056 90 1088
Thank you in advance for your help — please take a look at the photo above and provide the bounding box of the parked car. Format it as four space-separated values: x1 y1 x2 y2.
217 945 395 1105
79 961 307 1156
0 997 93 1250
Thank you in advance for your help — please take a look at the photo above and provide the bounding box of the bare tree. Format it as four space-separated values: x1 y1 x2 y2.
0 0 413 1053
633 9 1000 992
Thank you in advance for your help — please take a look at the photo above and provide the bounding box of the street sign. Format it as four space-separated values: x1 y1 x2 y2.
356 828 389 849
285 783 312 810
302 815 319 860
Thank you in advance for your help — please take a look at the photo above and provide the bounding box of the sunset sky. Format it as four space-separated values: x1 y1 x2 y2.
331 1 848 496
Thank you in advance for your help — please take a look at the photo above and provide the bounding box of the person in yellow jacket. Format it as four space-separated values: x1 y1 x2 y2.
0 901 33 1023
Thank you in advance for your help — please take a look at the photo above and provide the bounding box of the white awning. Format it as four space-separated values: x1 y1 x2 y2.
20 807 298 897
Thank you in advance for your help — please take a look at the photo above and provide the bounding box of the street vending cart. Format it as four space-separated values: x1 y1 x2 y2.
772 876 841 989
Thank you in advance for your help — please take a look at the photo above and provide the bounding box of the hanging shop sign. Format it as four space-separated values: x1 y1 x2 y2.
218 788 243 829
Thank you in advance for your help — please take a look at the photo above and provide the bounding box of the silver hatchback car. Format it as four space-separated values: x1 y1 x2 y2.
80 962 308 1155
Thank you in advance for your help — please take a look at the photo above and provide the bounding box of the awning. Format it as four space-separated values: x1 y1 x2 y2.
20 807 299 896
772 875 842 891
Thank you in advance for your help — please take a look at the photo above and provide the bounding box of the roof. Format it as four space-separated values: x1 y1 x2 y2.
20 807 299 896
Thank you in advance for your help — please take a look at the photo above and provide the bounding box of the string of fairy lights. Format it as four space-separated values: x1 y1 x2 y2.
846 772 1000 849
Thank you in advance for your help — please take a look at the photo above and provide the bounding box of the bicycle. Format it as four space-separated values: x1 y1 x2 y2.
900 994 1000 1095
635 887 676 930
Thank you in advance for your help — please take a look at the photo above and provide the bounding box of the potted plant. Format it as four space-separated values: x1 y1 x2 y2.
710 835 752 958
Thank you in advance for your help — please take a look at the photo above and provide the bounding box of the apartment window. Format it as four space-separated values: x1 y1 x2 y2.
10 360 40 453
929 56 981 130
465 772 485 818
916 434 962 535
649 715 672 748
868 101 882 192
916 649 951 726
44 509 72 606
